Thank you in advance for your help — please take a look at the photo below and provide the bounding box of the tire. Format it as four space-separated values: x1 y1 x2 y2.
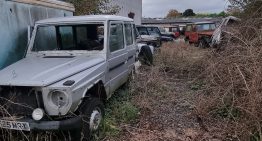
194 42 199 47
199 39 205 48
75 98 105 141
184 37 188 42
138 46 153 66
199 39 209 48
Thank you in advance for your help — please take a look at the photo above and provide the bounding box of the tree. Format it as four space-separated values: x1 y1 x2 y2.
226 5 241 16
182 9 196 17
228 0 249 9
166 9 181 18
218 11 227 17
65 0 120 15
227 0 261 17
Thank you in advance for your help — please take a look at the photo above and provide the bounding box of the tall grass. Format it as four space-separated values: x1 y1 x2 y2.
196 14 262 140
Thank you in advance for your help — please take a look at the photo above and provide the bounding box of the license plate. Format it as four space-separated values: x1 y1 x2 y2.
0 120 30 131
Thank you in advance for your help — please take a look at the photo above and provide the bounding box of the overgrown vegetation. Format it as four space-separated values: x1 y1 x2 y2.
195 1 262 140
101 86 139 139
102 42 210 140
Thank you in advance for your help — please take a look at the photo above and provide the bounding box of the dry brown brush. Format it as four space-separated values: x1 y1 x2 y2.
158 42 207 79
131 42 208 110
196 14 262 140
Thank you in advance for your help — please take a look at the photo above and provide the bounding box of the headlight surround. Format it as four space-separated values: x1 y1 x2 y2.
48 90 69 109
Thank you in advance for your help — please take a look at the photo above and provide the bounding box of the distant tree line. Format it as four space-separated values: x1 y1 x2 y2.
165 8 228 19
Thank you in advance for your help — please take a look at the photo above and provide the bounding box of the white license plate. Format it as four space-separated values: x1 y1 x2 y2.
0 120 30 131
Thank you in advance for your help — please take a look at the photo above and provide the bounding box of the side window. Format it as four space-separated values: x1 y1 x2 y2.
59 26 75 50
76 26 87 45
76 25 104 51
109 23 124 52
124 23 133 46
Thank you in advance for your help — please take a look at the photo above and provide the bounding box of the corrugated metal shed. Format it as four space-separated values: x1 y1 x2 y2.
11 0 75 11
0 0 74 69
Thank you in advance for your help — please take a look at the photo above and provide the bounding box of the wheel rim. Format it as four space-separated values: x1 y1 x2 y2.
199 41 203 48
89 108 102 131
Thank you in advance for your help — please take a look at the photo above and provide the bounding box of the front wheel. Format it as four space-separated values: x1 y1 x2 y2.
77 98 105 141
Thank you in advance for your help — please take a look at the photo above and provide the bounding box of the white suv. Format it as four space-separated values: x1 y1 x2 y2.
0 15 137 140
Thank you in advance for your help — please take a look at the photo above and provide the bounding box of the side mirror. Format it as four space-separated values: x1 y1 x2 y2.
27 25 34 45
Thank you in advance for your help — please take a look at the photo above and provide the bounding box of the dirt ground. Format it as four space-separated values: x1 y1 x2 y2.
117 76 213 141
104 45 222 141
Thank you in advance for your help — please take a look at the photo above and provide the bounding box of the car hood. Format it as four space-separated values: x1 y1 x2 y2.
0 55 105 87
198 31 214 36
141 35 160 39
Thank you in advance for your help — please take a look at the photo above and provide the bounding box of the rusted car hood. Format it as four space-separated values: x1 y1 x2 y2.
0 55 105 87
198 31 214 36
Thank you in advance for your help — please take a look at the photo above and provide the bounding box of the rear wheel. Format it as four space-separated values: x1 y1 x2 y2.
194 42 199 47
199 39 208 48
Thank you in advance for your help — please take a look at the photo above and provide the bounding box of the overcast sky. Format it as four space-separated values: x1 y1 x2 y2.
142 0 229 18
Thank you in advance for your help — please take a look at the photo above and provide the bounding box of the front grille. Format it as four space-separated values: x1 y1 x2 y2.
0 86 42 117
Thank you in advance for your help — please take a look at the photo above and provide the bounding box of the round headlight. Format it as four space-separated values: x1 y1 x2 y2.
49 90 69 108
32 108 44 121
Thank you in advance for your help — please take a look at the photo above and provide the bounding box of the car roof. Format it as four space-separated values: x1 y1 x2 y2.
163 25 179 28
36 15 133 24
136 25 158 28
194 21 215 25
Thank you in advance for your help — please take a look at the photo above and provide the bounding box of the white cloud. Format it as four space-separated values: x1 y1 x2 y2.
142 0 229 18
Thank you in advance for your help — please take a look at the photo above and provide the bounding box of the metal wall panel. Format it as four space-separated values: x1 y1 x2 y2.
0 0 73 69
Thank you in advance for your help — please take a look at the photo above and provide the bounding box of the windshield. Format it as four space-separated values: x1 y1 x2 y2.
147 27 161 36
32 23 104 52
196 23 216 31
171 27 179 32
186 25 192 31
137 27 149 35
159 27 166 32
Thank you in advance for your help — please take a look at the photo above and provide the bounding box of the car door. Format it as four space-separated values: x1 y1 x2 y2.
189 25 199 43
107 21 128 95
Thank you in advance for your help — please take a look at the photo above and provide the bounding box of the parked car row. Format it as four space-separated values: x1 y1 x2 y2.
184 16 240 48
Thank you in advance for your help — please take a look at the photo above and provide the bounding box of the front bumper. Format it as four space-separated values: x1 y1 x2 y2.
2 116 82 131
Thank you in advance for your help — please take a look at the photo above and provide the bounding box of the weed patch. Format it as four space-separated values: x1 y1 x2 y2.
101 87 139 139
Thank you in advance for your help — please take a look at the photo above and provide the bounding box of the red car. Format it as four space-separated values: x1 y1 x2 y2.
188 21 216 47
184 23 193 42
163 26 180 38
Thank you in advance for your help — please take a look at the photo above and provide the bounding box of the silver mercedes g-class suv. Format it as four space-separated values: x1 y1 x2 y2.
0 15 137 140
